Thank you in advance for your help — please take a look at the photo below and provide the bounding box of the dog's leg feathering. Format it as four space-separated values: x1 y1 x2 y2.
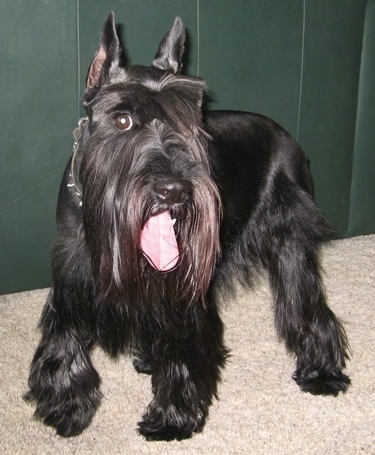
24 290 102 437
137 302 228 441
265 173 350 395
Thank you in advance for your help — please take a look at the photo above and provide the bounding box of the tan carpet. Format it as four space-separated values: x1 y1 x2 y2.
1 235 374 454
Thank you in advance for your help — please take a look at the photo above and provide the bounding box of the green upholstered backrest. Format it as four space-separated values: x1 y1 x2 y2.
0 0 372 294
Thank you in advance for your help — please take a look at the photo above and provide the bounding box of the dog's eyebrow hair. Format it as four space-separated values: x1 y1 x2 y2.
106 103 135 114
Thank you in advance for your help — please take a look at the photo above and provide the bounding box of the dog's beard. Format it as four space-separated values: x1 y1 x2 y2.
80 125 221 306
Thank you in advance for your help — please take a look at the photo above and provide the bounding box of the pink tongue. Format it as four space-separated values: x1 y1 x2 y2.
140 211 179 271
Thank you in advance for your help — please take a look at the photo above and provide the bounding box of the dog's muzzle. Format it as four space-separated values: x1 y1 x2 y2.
140 178 191 273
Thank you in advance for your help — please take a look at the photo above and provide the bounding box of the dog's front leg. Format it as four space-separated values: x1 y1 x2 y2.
137 302 227 441
24 289 102 437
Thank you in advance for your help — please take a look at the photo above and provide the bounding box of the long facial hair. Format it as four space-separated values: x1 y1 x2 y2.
80 117 222 308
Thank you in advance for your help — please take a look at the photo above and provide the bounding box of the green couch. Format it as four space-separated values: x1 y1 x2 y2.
0 0 373 294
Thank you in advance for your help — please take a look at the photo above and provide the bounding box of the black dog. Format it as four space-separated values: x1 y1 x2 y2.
25 13 350 441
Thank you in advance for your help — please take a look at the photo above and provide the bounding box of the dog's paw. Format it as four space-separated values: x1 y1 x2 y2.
138 402 205 441
133 357 153 375
24 387 102 437
293 369 351 396
45 407 95 437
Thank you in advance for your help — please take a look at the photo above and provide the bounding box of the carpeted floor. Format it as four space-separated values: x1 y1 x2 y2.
0 235 374 454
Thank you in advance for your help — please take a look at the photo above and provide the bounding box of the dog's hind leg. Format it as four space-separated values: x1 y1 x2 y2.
257 171 351 395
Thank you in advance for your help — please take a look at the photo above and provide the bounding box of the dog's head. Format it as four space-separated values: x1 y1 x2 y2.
78 13 221 304
83 13 206 137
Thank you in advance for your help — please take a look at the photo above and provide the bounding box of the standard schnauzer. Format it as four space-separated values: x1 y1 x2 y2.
25 13 350 441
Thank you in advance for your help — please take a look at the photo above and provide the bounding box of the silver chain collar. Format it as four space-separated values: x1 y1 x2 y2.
67 117 88 206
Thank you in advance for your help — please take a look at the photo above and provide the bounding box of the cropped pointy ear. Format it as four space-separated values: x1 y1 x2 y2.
85 12 124 91
152 17 186 74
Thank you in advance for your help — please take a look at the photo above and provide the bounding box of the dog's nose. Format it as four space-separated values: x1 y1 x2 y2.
154 178 191 205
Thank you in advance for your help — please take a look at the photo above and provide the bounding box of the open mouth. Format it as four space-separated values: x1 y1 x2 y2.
139 210 179 271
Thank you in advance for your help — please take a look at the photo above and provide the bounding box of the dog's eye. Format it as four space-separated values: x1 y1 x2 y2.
115 113 133 131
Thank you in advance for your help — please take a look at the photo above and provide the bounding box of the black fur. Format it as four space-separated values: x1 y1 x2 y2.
25 13 350 441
